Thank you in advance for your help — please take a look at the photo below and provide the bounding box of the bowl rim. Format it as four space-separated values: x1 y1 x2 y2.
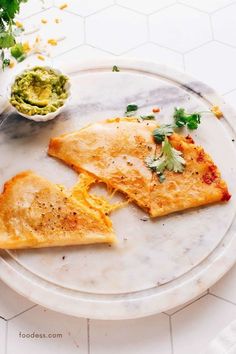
8 65 71 122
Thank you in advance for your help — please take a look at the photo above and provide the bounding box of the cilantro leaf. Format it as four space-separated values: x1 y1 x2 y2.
153 124 174 143
174 107 201 130
0 0 28 68
162 137 185 173
125 103 138 117
0 32 15 48
146 137 185 181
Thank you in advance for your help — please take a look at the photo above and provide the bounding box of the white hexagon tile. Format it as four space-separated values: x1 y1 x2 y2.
7 307 87 354
116 0 176 15
149 4 212 52
224 89 236 108
212 3 236 47
54 0 115 17
86 5 148 54
210 263 236 304
0 280 34 320
22 7 84 57
123 43 184 70
172 295 236 354
2 0 236 353
184 42 236 94
18 0 53 19
53 45 114 68
179 0 236 13
90 314 171 354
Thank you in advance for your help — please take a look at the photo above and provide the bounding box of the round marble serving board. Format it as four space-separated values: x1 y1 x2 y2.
0 58 236 320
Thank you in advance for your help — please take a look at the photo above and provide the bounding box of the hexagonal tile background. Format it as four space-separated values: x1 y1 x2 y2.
149 4 212 52
22 7 84 57
90 314 171 354
1 0 236 353
86 5 148 54
179 0 236 13
7 307 87 354
54 0 114 17
117 0 176 15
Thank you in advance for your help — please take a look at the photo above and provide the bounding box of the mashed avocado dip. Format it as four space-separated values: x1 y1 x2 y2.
10 66 69 116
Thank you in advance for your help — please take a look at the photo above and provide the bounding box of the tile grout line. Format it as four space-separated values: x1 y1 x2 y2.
19 5 54 21
176 2 211 14
169 316 174 354
4 321 8 354
84 4 117 18
169 292 209 316
214 39 236 50
223 88 236 96
7 304 37 321
87 319 90 354
209 292 236 307
183 39 213 55
211 0 236 14
208 13 215 40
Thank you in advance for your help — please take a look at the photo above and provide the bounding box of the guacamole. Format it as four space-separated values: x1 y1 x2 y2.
10 66 69 116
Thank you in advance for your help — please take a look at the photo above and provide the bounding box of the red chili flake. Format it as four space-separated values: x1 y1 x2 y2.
185 135 195 144
152 107 160 113
202 165 218 184
197 150 205 162
221 190 231 201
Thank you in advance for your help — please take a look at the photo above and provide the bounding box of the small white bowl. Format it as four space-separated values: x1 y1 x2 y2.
8 66 71 122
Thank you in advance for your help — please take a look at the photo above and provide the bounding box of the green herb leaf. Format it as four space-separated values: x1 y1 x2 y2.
153 124 174 143
174 107 201 130
10 43 25 61
162 137 185 173
0 32 15 48
125 103 138 117
112 65 120 72
140 115 156 120
0 0 29 68
146 137 185 181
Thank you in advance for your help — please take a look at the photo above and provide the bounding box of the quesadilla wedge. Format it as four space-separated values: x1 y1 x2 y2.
49 118 157 213
48 117 230 217
0 171 115 249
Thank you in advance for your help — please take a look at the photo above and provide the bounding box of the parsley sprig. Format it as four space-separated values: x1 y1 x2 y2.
0 1 28 69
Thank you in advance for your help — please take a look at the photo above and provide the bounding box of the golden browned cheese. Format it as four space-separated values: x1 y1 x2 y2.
49 118 157 212
0 171 115 249
48 118 231 218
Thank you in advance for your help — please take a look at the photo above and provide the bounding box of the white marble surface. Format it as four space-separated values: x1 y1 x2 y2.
1 0 236 353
